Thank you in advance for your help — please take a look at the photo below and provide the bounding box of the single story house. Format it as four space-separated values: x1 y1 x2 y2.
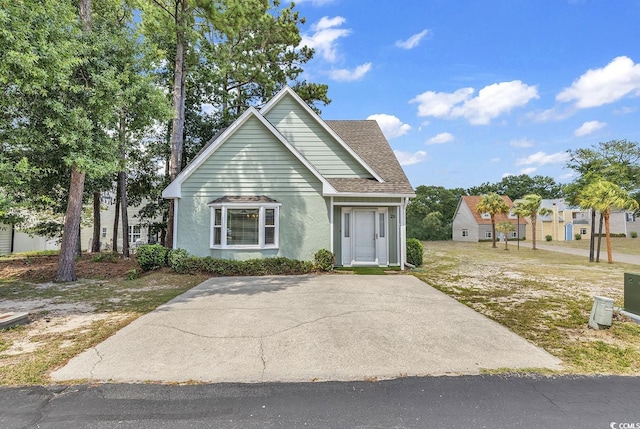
162 86 415 267
452 195 526 242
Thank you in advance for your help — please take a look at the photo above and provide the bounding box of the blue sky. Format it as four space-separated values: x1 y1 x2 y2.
293 0 640 190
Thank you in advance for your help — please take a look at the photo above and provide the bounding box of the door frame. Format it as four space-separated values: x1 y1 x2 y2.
341 207 388 267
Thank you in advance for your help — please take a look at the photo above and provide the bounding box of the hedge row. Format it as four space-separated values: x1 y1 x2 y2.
137 244 329 276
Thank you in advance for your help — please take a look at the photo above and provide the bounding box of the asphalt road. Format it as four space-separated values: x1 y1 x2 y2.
2 375 639 428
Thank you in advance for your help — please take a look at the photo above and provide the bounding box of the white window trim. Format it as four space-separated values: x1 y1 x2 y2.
462 229 469 237
209 202 281 250
485 231 492 239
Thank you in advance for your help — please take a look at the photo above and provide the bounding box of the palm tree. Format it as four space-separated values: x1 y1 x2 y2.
577 180 639 263
476 193 509 248
495 221 515 250
511 194 552 250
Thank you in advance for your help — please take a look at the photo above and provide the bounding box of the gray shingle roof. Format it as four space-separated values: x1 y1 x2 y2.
209 195 280 205
325 120 414 195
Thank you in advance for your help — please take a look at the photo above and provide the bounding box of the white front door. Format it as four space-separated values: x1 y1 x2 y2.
353 210 376 263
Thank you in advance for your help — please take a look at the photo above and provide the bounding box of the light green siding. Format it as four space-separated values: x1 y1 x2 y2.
332 206 342 265
388 207 398 265
264 95 372 179
177 116 330 260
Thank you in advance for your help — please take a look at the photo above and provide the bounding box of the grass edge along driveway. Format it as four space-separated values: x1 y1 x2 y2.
413 241 640 375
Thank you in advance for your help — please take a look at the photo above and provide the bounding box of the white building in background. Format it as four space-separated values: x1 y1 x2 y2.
0 194 161 255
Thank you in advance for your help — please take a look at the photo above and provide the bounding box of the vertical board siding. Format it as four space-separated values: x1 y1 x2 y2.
264 95 371 179
0 224 11 254
178 116 330 260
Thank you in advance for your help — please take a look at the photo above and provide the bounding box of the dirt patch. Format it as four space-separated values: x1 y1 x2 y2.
0 253 139 282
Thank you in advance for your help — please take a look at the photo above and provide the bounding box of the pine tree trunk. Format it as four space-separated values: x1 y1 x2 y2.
56 167 85 282
165 5 187 249
120 171 129 258
112 179 120 252
91 192 101 252
119 113 130 258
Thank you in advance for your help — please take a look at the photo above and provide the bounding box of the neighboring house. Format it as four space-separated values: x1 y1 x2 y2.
85 194 160 253
162 86 415 267
452 195 526 242
0 224 59 254
0 195 158 255
528 199 638 242
528 199 587 242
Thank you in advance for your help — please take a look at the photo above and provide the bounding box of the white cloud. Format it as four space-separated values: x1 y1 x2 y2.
300 16 351 62
410 81 539 125
509 138 534 148
556 56 640 108
528 106 575 123
491 158 501 163
502 172 513 178
329 62 372 82
515 151 569 166
560 172 575 180
574 120 606 137
426 132 454 145
395 29 429 49
520 167 537 175
367 114 411 139
393 150 427 166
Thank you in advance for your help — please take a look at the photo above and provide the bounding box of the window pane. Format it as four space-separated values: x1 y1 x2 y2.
227 209 259 245
265 209 275 226
379 213 385 238
344 213 350 237
265 226 275 245
214 227 221 245
214 208 222 225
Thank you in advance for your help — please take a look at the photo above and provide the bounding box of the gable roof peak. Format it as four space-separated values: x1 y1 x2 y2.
260 86 384 183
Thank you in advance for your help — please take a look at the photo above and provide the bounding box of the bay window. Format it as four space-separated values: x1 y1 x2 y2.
209 197 281 249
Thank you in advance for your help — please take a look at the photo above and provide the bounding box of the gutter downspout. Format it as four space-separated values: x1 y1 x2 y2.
173 199 179 249
329 196 334 256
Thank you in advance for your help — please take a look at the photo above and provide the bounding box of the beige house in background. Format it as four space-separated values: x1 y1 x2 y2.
0 195 158 255
526 198 639 242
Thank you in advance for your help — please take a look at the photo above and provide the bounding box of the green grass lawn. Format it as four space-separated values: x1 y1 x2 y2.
414 240 640 375
544 236 640 255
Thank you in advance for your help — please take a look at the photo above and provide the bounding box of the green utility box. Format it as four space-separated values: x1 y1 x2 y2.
624 273 640 316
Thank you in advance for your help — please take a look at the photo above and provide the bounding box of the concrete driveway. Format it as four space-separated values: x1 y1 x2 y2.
51 275 562 383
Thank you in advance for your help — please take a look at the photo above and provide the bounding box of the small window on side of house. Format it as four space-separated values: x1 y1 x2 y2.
213 208 222 245
462 229 469 237
344 213 350 238
510 231 517 238
580 228 587 235
485 231 492 239
102 227 107 238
